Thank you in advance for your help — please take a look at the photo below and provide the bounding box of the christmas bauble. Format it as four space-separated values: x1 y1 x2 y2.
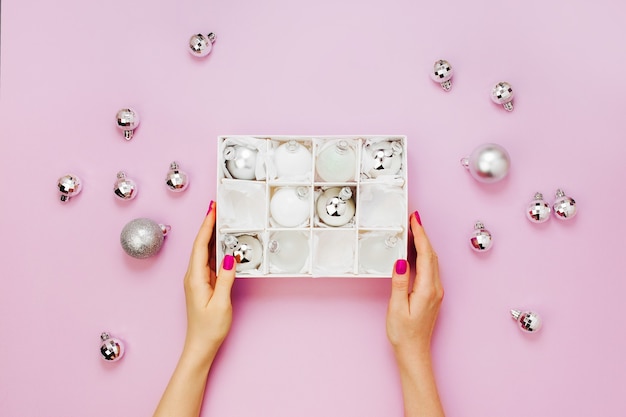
223 234 262 271
224 145 258 180
553 189 577 220
461 143 511 183
510 309 542 333
100 332 125 362
116 108 140 140
359 234 400 274
189 32 216 57
362 141 403 178
430 59 453 91
120 218 170 259
274 140 312 179
113 171 137 200
469 221 493 252
268 232 309 273
491 82 514 111
526 192 550 223
316 187 356 227
270 187 311 227
165 161 189 192
316 140 356 182
57 174 82 203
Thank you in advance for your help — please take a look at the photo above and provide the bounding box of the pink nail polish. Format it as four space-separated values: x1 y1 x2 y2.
395 259 407 274
223 254 235 271
206 200 214 216
413 210 422 226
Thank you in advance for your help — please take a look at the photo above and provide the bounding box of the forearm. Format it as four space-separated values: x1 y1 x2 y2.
395 350 445 417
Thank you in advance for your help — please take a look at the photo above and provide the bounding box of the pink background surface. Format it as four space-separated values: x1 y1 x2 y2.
1 0 625 415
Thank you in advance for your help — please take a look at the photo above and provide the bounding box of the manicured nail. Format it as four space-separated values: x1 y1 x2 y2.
223 254 235 271
206 200 214 216
413 210 422 226
395 259 407 275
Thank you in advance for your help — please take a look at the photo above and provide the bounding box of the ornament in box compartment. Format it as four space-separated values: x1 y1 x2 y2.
361 139 403 179
270 186 311 228
221 137 267 180
315 139 357 182
223 234 263 272
316 187 356 227
359 232 402 274
270 140 312 180
268 231 310 274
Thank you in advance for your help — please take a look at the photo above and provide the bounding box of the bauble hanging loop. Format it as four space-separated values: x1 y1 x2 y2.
553 189 577 220
461 143 511 183
491 82 515 111
57 174 82 203
100 332 125 362
510 309 542 333
165 161 189 192
189 32 216 57
116 108 140 140
469 220 493 252
120 218 171 259
430 59 453 91
113 171 137 200
526 192 551 223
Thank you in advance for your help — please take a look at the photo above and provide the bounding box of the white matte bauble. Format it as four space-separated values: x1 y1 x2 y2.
553 189 577 220
224 145 258 180
274 140 312 179
316 187 356 227
526 192 550 223
510 310 542 333
316 140 356 182
270 187 311 227
359 234 401 274
268 232 309 273
461 143 511 183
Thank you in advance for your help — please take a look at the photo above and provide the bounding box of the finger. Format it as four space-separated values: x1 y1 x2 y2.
410 210 433 258
188 201 216 276
409 211 439 293
389 259 410 311
213 254 237 302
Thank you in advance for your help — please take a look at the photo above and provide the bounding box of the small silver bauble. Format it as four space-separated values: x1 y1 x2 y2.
223 234 263 271
510 309 542 333
113 171 137 200
100 332 125 362
57 174 82 203
491 82 514 111
430 59 453 91
189 32 216 57
116 108 140 140
526 192 551 223
461 143 511 183
469 221 493 252
553 189 577 220
165 161 189 192
224 145 258 180
120 218 170 259
363 141 403 178
316 187 356 227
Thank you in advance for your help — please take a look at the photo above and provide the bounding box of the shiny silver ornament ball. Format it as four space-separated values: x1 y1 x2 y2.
316 187 356 227
510 309 542 333
116 108 140 140
363 141 403 178
491 82 514 111
165 161 189 192
57 174 82 203
526 192 551 223
469 221 493 252
553 189 577 220
223 234 262 272
461 143 511 183
100 332 125 362
120 218 170 259
189 32 216 57
224 145 258 180
430 59 453 91
113 171 137 200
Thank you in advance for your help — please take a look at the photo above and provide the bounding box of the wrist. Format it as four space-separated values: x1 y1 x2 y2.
181 340 220 370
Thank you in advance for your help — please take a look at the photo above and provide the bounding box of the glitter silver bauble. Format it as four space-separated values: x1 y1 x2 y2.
120 218 170 259
113 171 137 200
189 32 216 57
469 221 493 252
100 332 125 362
224 145 258 180
316 187 356 227
430 59 453 91
461 143 511 183
526 192 551 223
362 141 403 178
223 234 263 272
165 161 189 192
57 174 82 203
510 309 542 333
116 108 140 140
553 189 577 220
491 82 514 111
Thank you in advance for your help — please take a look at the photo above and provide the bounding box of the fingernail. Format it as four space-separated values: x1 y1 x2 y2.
206 200 214 216
413 210 422 226
223 255 235 271
395 259 407 275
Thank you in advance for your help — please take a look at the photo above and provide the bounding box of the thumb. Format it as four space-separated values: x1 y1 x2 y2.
213 254 237 301
389 259 410 310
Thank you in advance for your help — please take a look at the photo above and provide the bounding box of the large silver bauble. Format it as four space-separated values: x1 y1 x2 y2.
189 32 216 57
120 218 170 259
223 234 263 272
362 141 403 178
165 161 189 192
316 187 356 227
461 143 511 183
100 332 125 362
113 171 138 200
224 145 258 180
491 81 514 111
116 108 140 140
510 310 542 333
430 59 453 91
469 221 493 252
526 192 551 223
57 174 82 203
553 189 577 220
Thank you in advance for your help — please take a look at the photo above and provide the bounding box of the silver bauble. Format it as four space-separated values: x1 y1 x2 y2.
116 108 140 140
224 145 258 180
469 221 493 252
189 32 216 57
100 332 125 362
362 141 403 178
526 192 551 223
120 218 170 259
113 171 137 200
553 189 577 220
57 174 82 203
316 187 356 227
430 59 453 91
165 161 189 192
491 82 514 111
510 309 542 333
223 234 262 272
461 143 511 183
